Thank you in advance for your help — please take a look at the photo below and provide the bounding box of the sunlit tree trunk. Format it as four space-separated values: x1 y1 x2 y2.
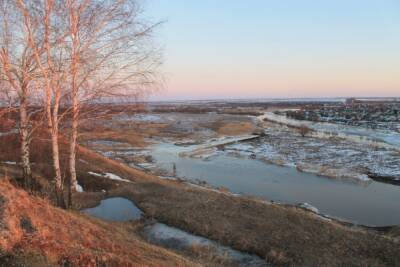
19 89 32 189
17 0 67 207
68 0 79 204
48 87 65 208
0 9 34 191
68 92 79 207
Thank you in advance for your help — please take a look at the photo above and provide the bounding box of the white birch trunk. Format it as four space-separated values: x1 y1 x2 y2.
19 92 32 189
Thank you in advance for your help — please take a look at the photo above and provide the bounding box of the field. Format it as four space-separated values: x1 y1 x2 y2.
1 100 400 266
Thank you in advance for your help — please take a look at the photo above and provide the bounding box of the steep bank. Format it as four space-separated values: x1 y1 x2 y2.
0 179 196 266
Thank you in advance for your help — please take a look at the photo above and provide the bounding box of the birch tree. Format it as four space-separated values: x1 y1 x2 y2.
63 0 161 202
0 1 40 189
17 0 69 206
6 0 160 207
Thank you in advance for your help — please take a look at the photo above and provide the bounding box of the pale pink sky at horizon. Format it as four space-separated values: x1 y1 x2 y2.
147 1 400 101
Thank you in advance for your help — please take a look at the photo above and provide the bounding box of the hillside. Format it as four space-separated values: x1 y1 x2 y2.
0 179 196 266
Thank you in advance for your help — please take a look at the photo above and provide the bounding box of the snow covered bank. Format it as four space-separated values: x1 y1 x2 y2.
296 163 370 182
225 122 400 183
262 112 400 151
88 172 133 183
179 135 259 159
298 203 319 214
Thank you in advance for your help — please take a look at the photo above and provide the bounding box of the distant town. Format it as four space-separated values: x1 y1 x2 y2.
278 98 400 132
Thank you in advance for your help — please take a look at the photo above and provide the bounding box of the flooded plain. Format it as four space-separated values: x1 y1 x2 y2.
84 110 400 227
150 143 400 226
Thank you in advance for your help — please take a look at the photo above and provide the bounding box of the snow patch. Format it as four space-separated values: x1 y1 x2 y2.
180 135 259 159
298 203 319 214
88 171 132 183
0 129 18 137
104 173 131 182
88 171 102 177
79 159 89 164
75 183 84 192
117 113 162 122
1 161 17 165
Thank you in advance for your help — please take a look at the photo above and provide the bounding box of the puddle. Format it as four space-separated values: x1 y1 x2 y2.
143 223 271 267
82 197 142 222
150 143 400 226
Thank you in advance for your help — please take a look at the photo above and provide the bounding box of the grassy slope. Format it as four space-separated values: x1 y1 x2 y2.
0 179 197 267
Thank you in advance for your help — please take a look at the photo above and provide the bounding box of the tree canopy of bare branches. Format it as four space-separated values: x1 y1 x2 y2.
0 0 161 207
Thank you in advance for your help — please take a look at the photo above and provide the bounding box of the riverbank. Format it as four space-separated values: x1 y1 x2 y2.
71 145 400 266
1 106 400 266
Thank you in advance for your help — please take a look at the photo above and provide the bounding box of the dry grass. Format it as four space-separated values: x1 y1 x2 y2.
0 179 197 267
106 181 400 267
78 118 168 148
217 122 255 136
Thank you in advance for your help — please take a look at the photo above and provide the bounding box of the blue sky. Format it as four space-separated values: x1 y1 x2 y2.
145 0 400 100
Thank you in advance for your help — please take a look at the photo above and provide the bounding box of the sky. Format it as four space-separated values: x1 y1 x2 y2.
145 0 400 101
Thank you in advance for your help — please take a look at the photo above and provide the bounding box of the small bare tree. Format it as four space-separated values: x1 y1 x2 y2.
298 125 311 137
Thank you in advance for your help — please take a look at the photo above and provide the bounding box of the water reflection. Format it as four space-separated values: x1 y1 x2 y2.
82 197 142 222
151 143 400 226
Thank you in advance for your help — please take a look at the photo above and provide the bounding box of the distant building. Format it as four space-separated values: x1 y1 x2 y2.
345 98 357 105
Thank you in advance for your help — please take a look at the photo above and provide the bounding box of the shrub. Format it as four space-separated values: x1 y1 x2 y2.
298 125 311 137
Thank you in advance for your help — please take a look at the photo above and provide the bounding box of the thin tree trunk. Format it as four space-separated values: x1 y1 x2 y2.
68 97 78 207
68 2 80 208
19 92 32 190
17 0 66 207
51 126 64 207
47 88 65 208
